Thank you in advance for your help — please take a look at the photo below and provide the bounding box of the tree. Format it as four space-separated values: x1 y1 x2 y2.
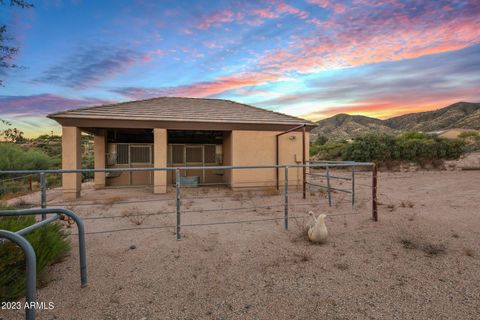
0 0 33 86
0 119 25 143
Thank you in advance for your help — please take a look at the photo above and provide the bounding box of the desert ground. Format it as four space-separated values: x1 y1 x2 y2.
1 170 480 320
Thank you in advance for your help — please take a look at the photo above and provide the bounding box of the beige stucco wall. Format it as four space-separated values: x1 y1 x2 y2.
94 131 106 189
62 126 81 199
229 130 309 189
153 128 167 193
88 128 308 193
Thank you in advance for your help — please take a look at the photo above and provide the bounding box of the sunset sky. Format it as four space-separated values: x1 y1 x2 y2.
1 0 480 137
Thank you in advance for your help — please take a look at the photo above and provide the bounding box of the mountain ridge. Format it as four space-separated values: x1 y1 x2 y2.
312 101 480 139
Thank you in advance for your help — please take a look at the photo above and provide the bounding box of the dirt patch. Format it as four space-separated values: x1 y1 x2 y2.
3 171 480 320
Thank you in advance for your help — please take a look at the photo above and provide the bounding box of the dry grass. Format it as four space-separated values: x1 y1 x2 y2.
121 206 139 217
129 216 146 226
232 192 244 202
0 191 30 201
183 200 194 210
422 243 447 256
334 262 349 271
386 204 396 212
292 215 312 243
464 248 475 257
120 206 146 225
400 200 415 208
400 238 417 250
263 188 280 197
102 196 125 209
400 237 447 256
293 248 312 262
12 198 35 209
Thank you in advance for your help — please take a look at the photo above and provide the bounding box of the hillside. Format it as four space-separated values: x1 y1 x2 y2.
314 102 480 139
385 102 480 131
312 113 395 139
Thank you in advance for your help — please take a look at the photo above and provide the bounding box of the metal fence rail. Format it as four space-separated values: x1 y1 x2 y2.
0 162 378 240
0 208 87 320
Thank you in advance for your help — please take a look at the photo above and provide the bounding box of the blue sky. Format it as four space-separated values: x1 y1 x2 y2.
1 0 480 137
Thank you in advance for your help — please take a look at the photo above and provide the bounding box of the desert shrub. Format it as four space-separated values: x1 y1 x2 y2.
82 152 94 181
0 143 54 196
310 135 329 156
457 131 480 152
0 204 70 301
315 141 348 160
314 135 328 145
342 133 465 163
435 139 465 159
0 143 52 174
458 131 479 141
310 143 321 157
342 134 398 162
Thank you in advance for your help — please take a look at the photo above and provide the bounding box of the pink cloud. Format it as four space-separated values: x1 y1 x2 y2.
333 3 346 13
258 1 480 74
196 1 309 30
307 0 330 8
114 71 281 99
197 9 237 29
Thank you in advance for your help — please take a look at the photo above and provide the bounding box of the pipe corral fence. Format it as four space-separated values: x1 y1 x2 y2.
0 208 87 320
1 162 378 238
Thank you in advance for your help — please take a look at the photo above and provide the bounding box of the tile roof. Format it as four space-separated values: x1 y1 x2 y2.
48 97 315 126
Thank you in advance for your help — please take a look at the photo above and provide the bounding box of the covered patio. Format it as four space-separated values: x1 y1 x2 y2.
48 97 315 200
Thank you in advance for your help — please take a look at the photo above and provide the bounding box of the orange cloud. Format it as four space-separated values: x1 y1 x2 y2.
259 2 480 74
114 71 282 99
304 96 479 121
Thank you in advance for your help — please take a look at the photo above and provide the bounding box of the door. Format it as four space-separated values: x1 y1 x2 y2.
185 145 204 182
129 144 153 185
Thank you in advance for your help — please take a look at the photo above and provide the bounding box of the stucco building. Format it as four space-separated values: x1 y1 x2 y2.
48 97 315 199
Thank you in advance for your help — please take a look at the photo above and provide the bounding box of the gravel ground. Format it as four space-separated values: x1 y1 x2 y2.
1 170 480 320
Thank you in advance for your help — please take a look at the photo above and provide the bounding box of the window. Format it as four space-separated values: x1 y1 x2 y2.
107 143 151 165
130 145 151 164
116 144 129 165
204 145 216 164
186 146 203 163
172 145 184 164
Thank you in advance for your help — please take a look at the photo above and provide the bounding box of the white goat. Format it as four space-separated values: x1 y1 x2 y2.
307 211 328 244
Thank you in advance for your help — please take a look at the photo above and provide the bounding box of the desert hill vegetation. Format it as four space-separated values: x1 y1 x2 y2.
385 102 480 132
311 102 480 164
311 113 395 140
0 120 93 195
312 102 480 139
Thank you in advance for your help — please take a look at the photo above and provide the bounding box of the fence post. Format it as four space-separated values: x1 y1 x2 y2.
0 230 36 320
29 176 33 192
175 169 181 240
326 165 332 207
372 164 378 221
351 165 355 208
40 172 47 220
284 166 289 230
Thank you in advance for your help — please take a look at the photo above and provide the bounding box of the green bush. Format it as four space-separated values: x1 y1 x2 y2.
342 133 465 163
342 134 398 162
0 143 52 174
316 141 348 160
458 131 479 141
0 204 70 301
82 151 94 181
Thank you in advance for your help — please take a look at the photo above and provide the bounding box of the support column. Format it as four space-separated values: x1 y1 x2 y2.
62 126 81 200
94 130 106 189
153 128 167 194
